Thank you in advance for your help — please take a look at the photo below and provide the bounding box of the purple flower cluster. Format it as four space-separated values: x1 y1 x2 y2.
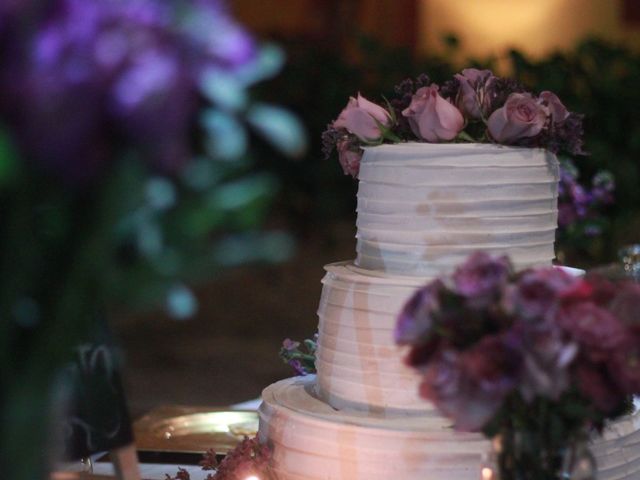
279 335 317 376
397 252 640 432
167 437 271 480
558 160 615 234
0 0 256 184
323 69 585 179
207 436 271 480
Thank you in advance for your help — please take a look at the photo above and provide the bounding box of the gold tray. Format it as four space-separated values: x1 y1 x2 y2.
134 405 259 454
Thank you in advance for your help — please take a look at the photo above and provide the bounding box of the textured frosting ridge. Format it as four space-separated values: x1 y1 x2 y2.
260 377 640 480
355 143 559 275
259 376 488 480
316 262 428 411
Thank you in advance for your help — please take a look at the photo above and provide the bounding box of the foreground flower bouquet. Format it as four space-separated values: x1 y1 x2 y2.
396 253 639 480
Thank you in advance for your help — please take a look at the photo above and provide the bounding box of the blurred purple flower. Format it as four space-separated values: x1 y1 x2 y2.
608 338 640 395
557 160 614 233
610 283 640 329
575 360 624 413
556 302 627 362
452 252 511 306
419 335 520 431
504 267 577 321
395 279 444 345
514 323 577 402
0 0 257 184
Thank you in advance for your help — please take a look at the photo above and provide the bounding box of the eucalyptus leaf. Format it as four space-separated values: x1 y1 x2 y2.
246 103 307 157
201 110 248 160
200 69 248 111
235 43 285 86
208 174 277 211
212 230 294 266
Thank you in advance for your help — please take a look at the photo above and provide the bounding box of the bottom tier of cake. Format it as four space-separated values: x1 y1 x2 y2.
259 376 640 480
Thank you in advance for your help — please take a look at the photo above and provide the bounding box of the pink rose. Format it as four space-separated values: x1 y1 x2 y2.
402 85 464 142
454 68 495 120
336 138 362 178
332 93 391 142
539 91 569 123
487 93 549 143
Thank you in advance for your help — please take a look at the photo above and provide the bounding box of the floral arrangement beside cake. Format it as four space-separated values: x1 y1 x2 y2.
170 70 639 480
397 252 640 480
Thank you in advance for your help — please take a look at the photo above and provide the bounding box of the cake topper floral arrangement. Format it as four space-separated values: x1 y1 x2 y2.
396 252 639 479
322 69 585 178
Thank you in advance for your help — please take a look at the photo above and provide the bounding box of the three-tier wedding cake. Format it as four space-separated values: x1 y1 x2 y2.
255 67 640 479
257 143 640 480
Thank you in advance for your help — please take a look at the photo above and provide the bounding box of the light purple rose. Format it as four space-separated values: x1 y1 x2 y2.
487 93 549 144
336 138 362 178
452 252 511 306
539 91 569 123
332 93 391 142
454 68 495 120
402 85 464 142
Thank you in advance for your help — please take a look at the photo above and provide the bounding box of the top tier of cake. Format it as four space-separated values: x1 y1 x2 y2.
355 143 560 276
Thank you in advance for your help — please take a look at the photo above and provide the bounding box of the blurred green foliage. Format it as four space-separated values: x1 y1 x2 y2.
257 35 640 266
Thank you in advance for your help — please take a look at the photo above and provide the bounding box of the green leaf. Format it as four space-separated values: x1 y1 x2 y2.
201 110 248 160
235 43 286 86
200 69 248 111
246 103 307 157
208 174 277 211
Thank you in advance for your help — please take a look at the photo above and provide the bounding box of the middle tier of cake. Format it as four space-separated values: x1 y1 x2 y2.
316 261 430 412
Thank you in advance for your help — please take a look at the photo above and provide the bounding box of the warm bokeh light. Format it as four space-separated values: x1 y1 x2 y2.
244 476 260 480
481 466 495 480
419 0 640 63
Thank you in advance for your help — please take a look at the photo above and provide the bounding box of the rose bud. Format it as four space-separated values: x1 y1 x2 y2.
402 85 464 142
455 68 495 120
332 93 391 142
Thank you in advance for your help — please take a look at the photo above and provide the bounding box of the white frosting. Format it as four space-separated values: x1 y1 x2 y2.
260 377 640 480
355 143 559 276
259 376 487 480
316 262 428 411
257 142 639 479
